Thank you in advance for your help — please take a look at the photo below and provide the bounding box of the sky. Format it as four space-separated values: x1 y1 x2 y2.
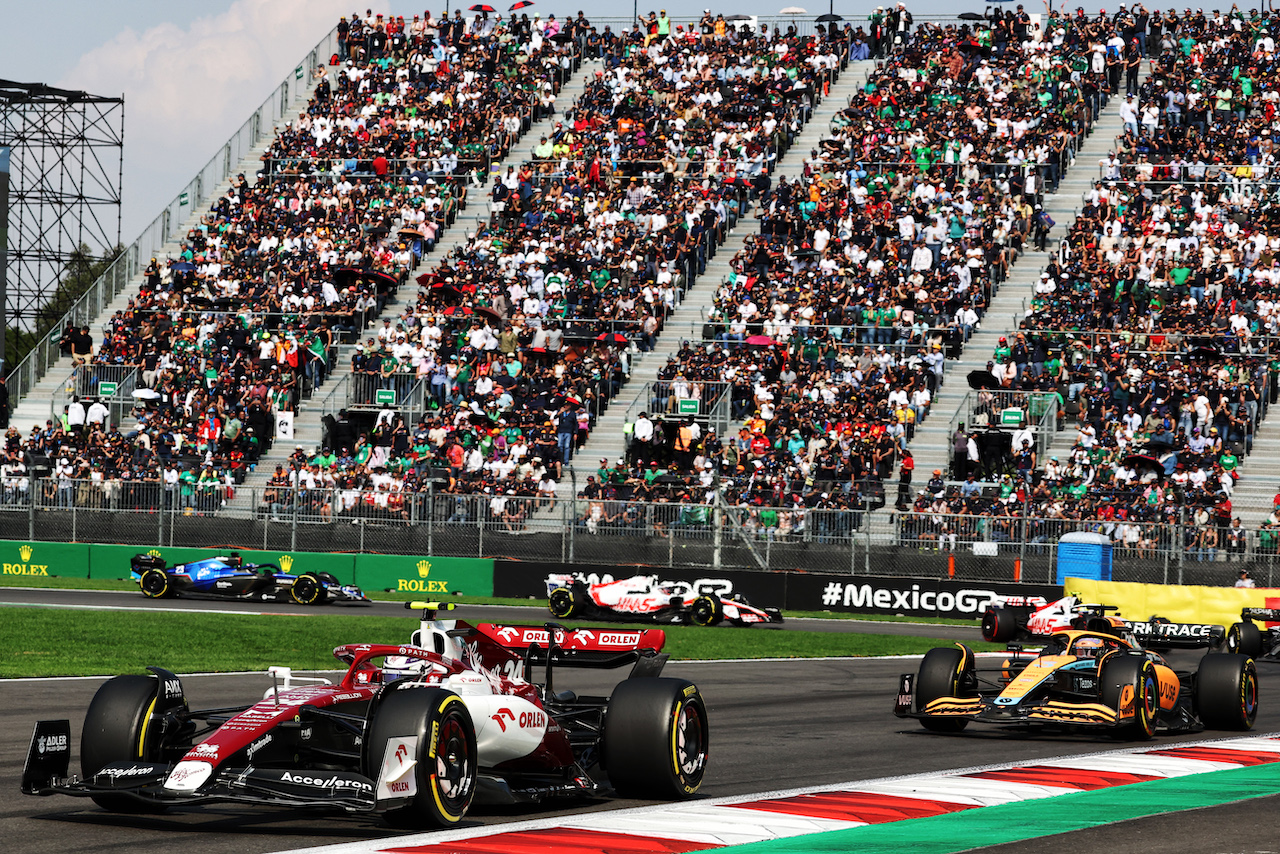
6 0 1259 254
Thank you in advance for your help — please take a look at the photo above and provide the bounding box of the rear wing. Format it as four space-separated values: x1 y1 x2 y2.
474 623 665 662
1121 619 1224 648
1242 608 1280 623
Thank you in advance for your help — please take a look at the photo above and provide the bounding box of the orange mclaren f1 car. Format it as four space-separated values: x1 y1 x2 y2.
894 611 1258 739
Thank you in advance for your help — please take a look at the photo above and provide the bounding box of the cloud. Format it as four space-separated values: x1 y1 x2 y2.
57 0 348 247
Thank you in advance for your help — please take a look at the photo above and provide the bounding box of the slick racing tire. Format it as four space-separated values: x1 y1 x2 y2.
290 572 327 605
548 586 581 619
82 674 175 813
1227 622 1263 658
689 595 724 627
916 646 976 733
980 608 1018 643
1196 653 1258 731
604 677 708 799
139 568 172 599
363 686 477 828
1100 656 1158 740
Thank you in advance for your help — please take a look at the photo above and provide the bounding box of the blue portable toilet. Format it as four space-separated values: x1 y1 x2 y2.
1056 532 1112 585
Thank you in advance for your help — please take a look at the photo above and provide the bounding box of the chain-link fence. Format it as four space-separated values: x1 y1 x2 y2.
6 477 1280 587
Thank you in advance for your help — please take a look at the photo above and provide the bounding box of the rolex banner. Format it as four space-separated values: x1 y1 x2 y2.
11 540 494 596
0 541 90 579
352 554 493 598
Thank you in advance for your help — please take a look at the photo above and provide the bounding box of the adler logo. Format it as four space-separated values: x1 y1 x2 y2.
37 734 68 754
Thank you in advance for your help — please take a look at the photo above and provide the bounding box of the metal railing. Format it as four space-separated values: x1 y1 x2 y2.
5 23 340 415
7 477 1280 585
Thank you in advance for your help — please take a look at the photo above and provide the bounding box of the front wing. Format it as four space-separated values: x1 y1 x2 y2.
892 674 1126 729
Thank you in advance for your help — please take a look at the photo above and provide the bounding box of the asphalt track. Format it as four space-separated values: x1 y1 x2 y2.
5 652 1280 854
0 585 986 640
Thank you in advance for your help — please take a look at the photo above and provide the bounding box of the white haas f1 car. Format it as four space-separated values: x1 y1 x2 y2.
982 594 1117 643
21 602 709 828
546 573 783 627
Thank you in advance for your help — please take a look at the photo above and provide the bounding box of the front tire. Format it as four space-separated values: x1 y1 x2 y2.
290 572 326 605
1196 653 1258 730
604 677 708 799
1227 622 1263 658
689 595 723 627
981 608 1018 643
82 675 172 812
916 646 975 732
363 687 477 828
139 568 171 598
1100 656 1157 739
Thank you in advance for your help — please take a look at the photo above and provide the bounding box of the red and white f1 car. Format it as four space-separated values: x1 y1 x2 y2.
546 573 784 627
981 594 1105 643
21 602 709 828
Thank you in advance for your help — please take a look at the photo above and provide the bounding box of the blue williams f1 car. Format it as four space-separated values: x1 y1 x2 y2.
130 553 370 606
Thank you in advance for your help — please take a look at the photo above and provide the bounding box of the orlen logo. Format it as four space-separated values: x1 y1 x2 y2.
519 711 545 729
598 632 641 646
490 708 516 732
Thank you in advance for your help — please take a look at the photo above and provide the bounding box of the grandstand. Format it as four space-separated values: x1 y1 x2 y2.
7 8 1280 586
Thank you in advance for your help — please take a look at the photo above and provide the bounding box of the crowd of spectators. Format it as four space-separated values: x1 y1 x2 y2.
15 11 578 516
259 17 849 521
900 7 1280 559
597 8 1116 538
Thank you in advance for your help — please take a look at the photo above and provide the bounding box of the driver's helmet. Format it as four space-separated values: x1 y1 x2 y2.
1072 636 1105 658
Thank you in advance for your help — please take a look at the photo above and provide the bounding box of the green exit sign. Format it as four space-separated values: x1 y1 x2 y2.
98 382 118 397
677 399 699 415
376 389 396 406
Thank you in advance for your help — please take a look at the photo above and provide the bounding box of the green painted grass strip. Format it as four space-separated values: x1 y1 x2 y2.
717 759 1280 854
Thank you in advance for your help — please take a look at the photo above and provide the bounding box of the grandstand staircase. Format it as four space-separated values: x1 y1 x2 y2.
866 86 1133 532
230 58 606 507
559 57 879 497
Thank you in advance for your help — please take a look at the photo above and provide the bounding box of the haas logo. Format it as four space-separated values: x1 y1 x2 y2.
490 708 515 732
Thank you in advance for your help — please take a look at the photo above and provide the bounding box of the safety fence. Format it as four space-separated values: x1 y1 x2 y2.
4 477 1280 588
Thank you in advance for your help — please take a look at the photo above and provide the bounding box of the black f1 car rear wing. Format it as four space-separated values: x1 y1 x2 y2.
1242 608 1280 623
1121 619 1225 648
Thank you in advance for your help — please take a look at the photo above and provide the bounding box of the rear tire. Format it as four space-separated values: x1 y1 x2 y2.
1196 654 1258 731
1227 622 1263 658
981 608 1018 643
290 572 326 605
1100 656 1157 739
548 586 579 619
689 595 723 627
916 646 974 733
82 675 171 812
604 677 708 799
363 687 477 828
139 568 171 599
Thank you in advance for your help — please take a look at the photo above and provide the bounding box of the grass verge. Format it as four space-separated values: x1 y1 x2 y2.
0 607 998 678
